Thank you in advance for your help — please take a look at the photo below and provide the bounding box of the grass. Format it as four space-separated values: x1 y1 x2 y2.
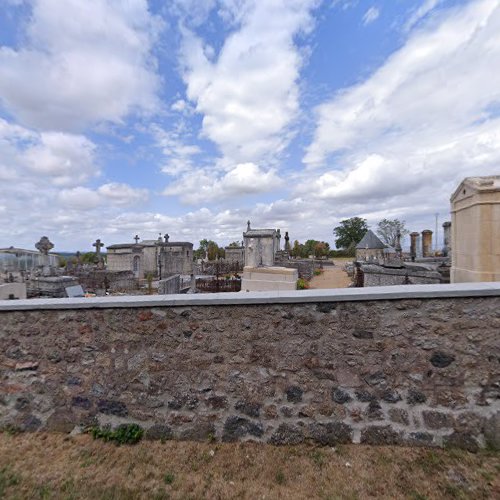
0 432 498 499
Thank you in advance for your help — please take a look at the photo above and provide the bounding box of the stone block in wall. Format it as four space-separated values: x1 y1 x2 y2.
145 424 173 441
422 411 454 430
484 413 500 450
222 416 264 442
269 423 305 445
308 422 352 445
361 426 401 445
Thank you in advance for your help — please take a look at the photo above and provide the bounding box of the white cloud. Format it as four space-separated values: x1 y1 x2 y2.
362 6 380 26
58 183 148 210
180 0 317 165
303 0 500 217
404 0 441 32
23 132 98 186
298 0 500 240
0 118 99 186
0 0 161 130
305 0 500 166
97 183 149 206
163 162 283 204
58 187 101 209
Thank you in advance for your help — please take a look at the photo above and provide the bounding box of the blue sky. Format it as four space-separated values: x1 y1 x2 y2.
1 0 499 251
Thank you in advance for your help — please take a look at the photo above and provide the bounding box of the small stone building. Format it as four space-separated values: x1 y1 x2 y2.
355 230 386 262
450 175 500 283
107 236 193 279
243 222 281 267
225 246 245 266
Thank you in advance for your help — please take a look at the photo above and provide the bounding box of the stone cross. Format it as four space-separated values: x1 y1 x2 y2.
35 236 54 255
93 239 104 257
134 235 140 244
35 236 54 277
247 220 251 232
164 233 169 243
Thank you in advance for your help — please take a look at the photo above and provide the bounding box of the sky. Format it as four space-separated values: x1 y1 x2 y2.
0 0 499 252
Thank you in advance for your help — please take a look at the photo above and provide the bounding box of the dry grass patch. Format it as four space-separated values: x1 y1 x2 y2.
0 432 498 499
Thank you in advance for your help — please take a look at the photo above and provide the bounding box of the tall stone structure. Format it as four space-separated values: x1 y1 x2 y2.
243 222 278 267
241 222 297 291
442 221 451 257
422 230 433 257
450 176 500 283
410 232 419 261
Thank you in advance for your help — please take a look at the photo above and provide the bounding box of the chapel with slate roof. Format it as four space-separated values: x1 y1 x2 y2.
355 229 387 261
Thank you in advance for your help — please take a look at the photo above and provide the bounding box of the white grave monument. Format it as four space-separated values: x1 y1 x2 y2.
241 221 298 292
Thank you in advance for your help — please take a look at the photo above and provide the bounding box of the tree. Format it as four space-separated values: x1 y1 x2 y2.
291 240 303 258
207 241 219 261
314 241 329 258
333 217 368 250
376 219 410 247
227 241 241 248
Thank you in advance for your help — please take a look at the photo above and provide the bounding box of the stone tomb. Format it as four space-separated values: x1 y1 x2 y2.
450 175 500 283
106 234 193 279
241 266 298 292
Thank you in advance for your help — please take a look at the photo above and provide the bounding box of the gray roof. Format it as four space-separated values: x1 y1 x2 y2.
356 230 386 250
244 229 276 237
106 243 144 249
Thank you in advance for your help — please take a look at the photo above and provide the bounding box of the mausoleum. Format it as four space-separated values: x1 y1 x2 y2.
450 175 500 282
107 235 193 279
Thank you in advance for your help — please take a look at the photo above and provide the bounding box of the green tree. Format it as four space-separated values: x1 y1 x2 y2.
80 251 97 264
194 239 210 260
291 240 303 258
376 219 410 247
303 239 318 257
314 241 329 258
227 241 241 248
207 241 220 261
333 217 368 250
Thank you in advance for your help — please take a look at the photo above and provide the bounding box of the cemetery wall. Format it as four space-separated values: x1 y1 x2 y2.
0 285 499 450
363 265 443 286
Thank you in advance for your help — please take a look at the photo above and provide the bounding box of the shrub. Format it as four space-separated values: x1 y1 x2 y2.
296 278 309 290
89 424 144 445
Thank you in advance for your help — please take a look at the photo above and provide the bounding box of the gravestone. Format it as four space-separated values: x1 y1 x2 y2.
35 236 55 276
65 285 85 298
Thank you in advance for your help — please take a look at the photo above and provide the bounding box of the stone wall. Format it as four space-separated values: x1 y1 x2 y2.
0 286 499 450
363 265 442 287
158 275 181 295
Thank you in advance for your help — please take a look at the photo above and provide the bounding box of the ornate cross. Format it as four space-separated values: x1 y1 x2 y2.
93 238 104 256
35 236 54 255
164 233 169 243
134 235 140 244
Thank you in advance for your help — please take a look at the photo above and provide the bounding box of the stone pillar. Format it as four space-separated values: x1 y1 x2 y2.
442 221 451 256
410 232 419 261
422 230 433 257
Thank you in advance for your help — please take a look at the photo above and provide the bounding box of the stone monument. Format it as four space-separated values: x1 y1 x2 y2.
450 176 500 282
422 230 433 257
35 236 55 276
442 221 451 257
284 232 291 252
92 238 105 268
241 222 298 292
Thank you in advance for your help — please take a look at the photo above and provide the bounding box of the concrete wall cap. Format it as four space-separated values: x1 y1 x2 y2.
1 282 500 311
